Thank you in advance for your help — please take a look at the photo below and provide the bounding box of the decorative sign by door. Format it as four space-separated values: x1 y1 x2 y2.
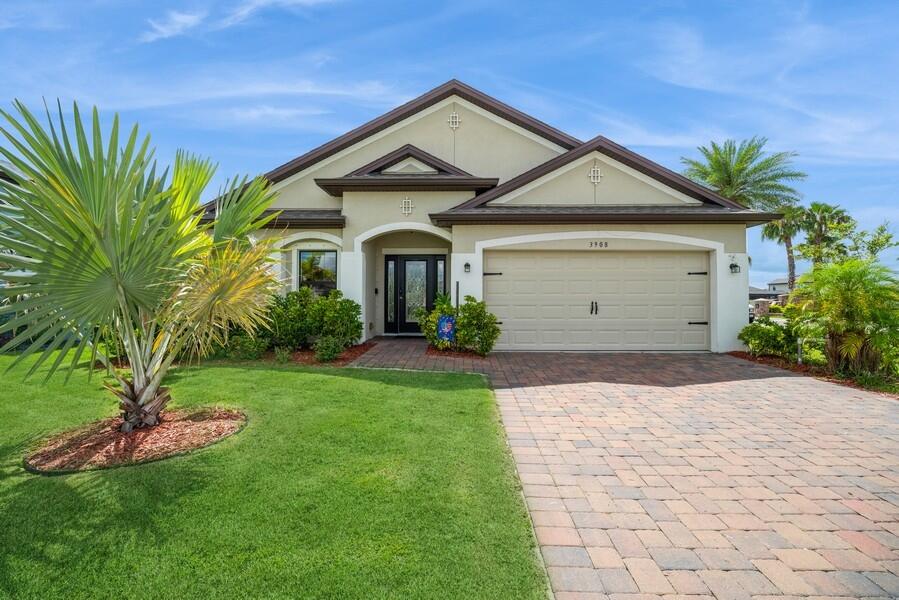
437 315 456 343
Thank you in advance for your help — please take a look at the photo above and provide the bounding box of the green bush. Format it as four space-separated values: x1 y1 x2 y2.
309 290 363 348
269 288 316 350
417 293 455 350
456 296 501 356
226 333 269 360
266 287 362 357
313 335 345 362
793 259 899 375
416 294 501 356
274 346 292 364
768 304 783 314
738 317 794 357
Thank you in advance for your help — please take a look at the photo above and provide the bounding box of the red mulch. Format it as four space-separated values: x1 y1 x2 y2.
288 341 376 367
425 345 486 360
25 408 246 474
727 351 898 399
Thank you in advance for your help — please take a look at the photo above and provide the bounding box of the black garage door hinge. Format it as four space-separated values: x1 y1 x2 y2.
688 321 709 325
483 272 503 276
687 271 708 275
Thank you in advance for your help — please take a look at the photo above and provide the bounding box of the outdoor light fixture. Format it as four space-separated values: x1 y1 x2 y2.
464 262 471 273
729 262 741 274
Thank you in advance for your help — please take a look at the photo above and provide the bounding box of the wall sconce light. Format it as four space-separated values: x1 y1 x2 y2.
464 262 471 273
729 262 741 274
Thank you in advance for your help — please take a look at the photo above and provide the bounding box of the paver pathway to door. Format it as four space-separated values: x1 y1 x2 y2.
352 338 899 599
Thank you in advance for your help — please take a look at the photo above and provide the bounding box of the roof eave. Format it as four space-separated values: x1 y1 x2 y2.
430 211 781 227
315 177 499 196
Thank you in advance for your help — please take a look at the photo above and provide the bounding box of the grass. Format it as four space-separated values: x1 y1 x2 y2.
0 355 547 599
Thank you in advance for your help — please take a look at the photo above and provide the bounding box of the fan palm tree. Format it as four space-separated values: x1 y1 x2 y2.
761 204 805 291
0 101 280 431
681 137 806 210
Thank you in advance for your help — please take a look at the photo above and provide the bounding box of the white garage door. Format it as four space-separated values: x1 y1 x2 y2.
484 250 710 351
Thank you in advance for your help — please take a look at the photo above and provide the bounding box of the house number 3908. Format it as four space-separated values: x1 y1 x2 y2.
588 241 609 248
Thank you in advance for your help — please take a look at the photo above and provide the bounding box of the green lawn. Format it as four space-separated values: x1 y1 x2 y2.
0 355 547 599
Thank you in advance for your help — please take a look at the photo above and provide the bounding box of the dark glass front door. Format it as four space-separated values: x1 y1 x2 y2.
384 255 446 334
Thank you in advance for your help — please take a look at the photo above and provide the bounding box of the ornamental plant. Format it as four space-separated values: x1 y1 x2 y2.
416 294 501 356
0 102 280 431
792 259 899 375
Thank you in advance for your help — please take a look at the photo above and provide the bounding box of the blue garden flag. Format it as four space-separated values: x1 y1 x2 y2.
437 315 456 343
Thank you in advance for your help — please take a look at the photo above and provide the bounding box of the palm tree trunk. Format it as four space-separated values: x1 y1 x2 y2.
785 235 796 291
113 329 177 432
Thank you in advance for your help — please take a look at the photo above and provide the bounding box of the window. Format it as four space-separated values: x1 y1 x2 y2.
436 258 446 295
298 250 337 295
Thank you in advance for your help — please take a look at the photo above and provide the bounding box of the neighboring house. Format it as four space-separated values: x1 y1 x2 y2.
749 285 778 300
767 277 789 293
205 80 777 351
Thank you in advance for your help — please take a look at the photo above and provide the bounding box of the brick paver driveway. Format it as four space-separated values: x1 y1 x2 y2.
352 339 899 599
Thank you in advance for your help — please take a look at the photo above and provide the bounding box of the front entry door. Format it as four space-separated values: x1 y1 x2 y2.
384 255 446 334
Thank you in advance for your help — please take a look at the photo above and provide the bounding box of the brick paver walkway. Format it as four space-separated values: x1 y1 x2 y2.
352 338 899 599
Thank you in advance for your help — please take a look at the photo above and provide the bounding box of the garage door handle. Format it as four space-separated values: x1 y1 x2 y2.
688 321 708 325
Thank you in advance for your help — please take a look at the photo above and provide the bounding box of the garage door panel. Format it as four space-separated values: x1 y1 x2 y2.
485 250 709 351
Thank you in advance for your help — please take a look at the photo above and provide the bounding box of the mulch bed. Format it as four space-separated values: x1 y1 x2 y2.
25 408 246 474
727 351 898 399
289 341 376 367
425 346 486 360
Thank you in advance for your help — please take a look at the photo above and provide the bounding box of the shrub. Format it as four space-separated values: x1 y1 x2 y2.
313 335 345 362
793 259 899 375
738 317 791 357
309 290 363 348
416 294 501 356
768 304 783 314
226 333 269 360
456 296 501 356
416 293 455 350
274 346 292 364
268 288 316 350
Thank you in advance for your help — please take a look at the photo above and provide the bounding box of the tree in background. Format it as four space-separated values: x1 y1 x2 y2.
795 201 896 265
0 102 280 431
681 136 806 211
761 204 804 291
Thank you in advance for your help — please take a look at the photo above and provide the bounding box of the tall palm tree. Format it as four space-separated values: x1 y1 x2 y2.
0 101 280 431
681 137 806 210
761 204 805 291
803 201 852 243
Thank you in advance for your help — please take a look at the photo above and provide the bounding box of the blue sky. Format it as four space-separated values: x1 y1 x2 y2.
2 0 898 286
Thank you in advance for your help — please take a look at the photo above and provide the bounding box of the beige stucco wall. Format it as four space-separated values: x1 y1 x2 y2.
268 96 565 211
496 152 703 207
450 223 748 254
341 191 464 248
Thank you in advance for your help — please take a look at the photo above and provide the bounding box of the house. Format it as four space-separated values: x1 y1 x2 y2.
749 285 778 300
767 277 790 293
208 80 778 351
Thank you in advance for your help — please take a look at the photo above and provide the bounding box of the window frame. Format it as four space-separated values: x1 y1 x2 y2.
296 249 338 295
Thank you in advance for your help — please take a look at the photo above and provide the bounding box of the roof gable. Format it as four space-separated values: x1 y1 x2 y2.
347 144 472 177
451 135 746 210
488 150 704 207
265 80 580 183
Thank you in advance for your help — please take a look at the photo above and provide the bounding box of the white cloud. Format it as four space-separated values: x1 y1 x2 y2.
636 19 899 164
140 10 207 42
219 0 337 28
